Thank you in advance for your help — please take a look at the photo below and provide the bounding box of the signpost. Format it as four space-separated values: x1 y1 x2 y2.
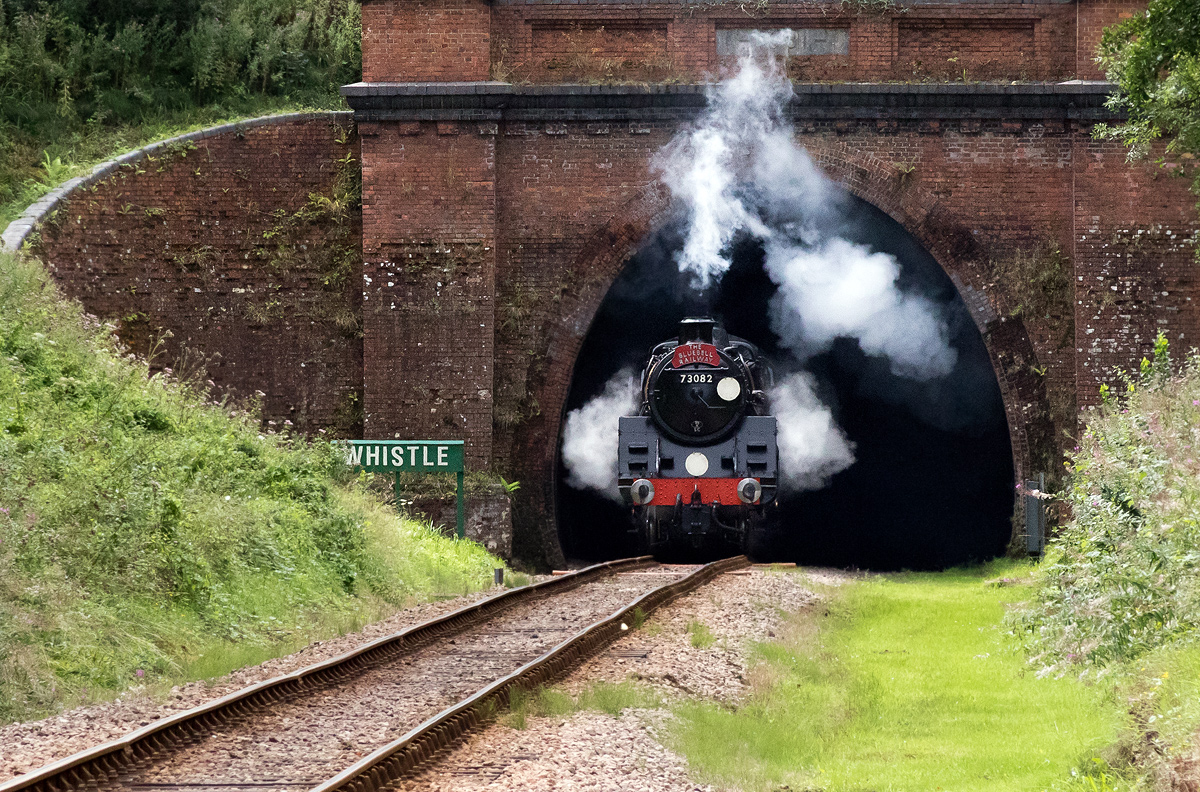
344 440 466 539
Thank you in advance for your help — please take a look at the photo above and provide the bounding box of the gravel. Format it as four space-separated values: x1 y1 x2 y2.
122 568 693 790
399 566 825 792
396 710 705 792
0 591 507 783
1 565 833 792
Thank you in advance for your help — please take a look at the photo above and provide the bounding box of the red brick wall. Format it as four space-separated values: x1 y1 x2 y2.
1077 0 1147 79
358 121 497 465
363 0 491 82
525 23 671 82
371 0 1129 84
1073 141 1200 406
353 114 1197 565
30 116 363 436
23 106 1195 566
896 19 1038 80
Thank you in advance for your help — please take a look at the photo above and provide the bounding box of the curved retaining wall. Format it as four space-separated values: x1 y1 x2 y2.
3 112 364 436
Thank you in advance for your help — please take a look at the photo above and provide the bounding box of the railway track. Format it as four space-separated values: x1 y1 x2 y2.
3 556 749 792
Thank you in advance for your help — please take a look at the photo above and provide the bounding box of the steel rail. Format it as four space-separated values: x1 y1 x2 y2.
0 556 657 792
310 554 750 792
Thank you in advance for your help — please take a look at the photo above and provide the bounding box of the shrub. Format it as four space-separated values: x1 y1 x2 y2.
0 0 362 224
1013 333 1200 674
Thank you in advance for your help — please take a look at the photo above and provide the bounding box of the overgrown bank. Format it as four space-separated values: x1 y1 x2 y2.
1015 337 1200 788
0 252 500 725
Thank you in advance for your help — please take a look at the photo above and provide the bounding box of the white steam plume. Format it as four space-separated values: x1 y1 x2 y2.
770 373 855 491
766 239 957 379
656 32 957 380
563 35 957 496
652 34 788 287
561 370 638 499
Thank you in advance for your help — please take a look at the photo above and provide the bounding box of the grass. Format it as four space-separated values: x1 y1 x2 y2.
687 619 717 649
503 681 663 730
671 564 1123 792
0 251 503 724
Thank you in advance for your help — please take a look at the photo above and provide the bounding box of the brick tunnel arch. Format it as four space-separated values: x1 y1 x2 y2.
511 145 1052 569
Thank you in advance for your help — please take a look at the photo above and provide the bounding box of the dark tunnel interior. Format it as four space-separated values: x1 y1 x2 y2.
555 193 1015 571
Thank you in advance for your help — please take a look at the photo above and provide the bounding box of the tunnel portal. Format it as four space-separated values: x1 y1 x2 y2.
557 194 1015 570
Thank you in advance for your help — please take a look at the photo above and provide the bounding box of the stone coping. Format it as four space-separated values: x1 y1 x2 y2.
1 111 353 254
342 80 1114 96
341 81 1122 122
388 0 1079 6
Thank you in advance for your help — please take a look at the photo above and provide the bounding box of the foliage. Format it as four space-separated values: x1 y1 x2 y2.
686 619 717 649
1095 0 1200 245
0 0 361 225
0 252 500 724
1013 334 1200 676
672 566 1120 792
503 681 661 730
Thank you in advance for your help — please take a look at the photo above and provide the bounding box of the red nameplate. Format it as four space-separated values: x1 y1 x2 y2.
672 343 720 368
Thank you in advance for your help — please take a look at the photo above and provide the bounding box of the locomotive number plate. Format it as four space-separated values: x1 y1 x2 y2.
679 373 714 383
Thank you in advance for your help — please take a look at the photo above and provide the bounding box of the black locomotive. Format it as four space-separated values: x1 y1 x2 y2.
618 317 779 553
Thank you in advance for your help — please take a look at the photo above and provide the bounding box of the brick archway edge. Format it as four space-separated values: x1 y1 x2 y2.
523 145 1048 566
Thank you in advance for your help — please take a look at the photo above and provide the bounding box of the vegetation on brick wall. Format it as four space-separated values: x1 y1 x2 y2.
1097 0 1200 254
0 251 499 724
991 242 1073 345
491 26 679 85
0 0 362 226
256 131 362 334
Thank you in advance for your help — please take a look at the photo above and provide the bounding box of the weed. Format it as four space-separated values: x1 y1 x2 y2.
687 620 717 649
501 681 659 730
502 571 531 589
1013 335 1200 673
502 685 578 729
577 681 661 717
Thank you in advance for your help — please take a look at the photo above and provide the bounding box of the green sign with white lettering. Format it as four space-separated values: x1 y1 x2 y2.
343 440 466 539
344 440 464 473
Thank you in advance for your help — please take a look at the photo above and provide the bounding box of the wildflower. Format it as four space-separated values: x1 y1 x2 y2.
135 669 144 678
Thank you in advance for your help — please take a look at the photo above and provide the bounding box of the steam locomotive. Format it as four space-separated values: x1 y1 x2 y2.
617 318 779 553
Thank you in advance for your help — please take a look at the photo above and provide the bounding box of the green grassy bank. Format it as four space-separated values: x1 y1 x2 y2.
672 566 1122 792
0 252 500 724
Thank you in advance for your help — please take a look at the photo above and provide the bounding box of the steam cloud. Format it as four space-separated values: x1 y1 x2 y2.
561 370 638 499
770 372 856 491
563 33 957 494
